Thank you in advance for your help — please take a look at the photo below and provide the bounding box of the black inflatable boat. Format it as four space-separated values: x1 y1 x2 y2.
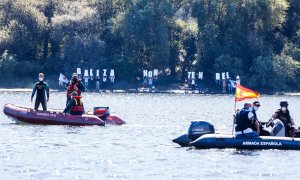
173 121 300 150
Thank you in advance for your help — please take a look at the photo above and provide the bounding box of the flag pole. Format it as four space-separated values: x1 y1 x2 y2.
232 84 260 135
232 89 237 135
232 102 236 135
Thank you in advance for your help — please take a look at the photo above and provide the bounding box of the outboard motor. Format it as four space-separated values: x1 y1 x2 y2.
188 121 215 141
93 107 110 120
173 121 215 147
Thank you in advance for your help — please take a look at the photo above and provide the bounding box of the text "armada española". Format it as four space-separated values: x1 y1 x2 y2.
242 141 282 146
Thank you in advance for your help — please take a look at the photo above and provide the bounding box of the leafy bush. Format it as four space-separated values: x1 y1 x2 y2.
214 54 243 79
273 54 300 89
248 55 276 90
0 50 40 79
0 50 18 78
249 54 300 91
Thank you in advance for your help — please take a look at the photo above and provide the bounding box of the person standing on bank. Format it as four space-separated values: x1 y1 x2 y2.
31 73 49 111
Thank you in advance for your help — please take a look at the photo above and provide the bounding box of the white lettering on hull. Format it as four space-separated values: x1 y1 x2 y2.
242 141 282 146
36 112 56 118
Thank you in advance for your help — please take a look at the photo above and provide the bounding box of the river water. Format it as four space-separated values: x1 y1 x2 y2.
1 91 300 179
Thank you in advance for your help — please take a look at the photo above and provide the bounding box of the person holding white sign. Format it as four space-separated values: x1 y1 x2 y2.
148 71 153 92
153 69 158 90
236 76 240 86
222 72 226 93
197 72 204 93
143 70 148 89
95 69 100 91
215 73 220 84
58 72 68 90
190 72 195 91
227 77 233 92
89 69 95 91
83 69 89 90
77 68 82 80
102 69 107 89
110 69 115 91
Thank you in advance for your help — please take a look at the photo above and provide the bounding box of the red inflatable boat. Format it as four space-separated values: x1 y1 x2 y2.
3 104 125 126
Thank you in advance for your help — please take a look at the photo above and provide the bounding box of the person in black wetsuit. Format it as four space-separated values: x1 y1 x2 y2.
31 73 49 111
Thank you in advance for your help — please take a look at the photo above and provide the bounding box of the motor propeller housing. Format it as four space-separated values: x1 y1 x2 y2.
188 121 215 141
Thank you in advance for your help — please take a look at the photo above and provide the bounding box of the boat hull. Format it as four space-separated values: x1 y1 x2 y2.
191 134 300 150
105 115 125 125
3 104 105 126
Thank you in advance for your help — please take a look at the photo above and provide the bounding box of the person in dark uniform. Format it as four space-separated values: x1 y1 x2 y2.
63 91 84 115
31 73 49 111
235 101 260 137
66 73 85 105
269 100 297 137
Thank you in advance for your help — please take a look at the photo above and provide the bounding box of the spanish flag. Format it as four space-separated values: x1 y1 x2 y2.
235 85 260 102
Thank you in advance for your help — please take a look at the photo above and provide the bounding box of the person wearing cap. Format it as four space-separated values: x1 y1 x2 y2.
235 101 261 137
31 73 49 111
66 73 85 105
63 91 85 115
269 100 296 137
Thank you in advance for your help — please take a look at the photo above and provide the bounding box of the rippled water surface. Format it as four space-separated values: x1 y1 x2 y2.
1 91 300 179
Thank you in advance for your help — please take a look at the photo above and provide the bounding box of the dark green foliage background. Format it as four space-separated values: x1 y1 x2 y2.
0 0 300 91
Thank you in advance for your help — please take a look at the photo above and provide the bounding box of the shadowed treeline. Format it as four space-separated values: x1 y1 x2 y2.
0 0 300 91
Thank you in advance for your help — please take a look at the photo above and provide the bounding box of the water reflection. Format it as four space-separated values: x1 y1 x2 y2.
231 149 260 156
1 92 300 179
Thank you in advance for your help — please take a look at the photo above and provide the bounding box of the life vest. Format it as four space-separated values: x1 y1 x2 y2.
235 108 252 131
67 82 81 97
70 96 84 113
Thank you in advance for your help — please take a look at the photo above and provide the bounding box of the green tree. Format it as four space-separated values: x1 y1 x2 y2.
0 0 47 62
123 0 174 72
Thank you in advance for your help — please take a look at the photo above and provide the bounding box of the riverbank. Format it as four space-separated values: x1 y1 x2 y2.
0 88 299 96
0 76 298 95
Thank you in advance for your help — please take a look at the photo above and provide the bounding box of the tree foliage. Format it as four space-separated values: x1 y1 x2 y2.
0 0 300 91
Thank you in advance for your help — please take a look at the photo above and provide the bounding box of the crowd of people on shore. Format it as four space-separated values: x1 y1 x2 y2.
183 71 240 94
139 70 242 94
57 67 245 94
57 68 243 94
58 68 115 92
140 69 159 92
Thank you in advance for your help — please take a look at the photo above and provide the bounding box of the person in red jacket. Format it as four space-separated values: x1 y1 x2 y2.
63 91 84 115
66 73 85 105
